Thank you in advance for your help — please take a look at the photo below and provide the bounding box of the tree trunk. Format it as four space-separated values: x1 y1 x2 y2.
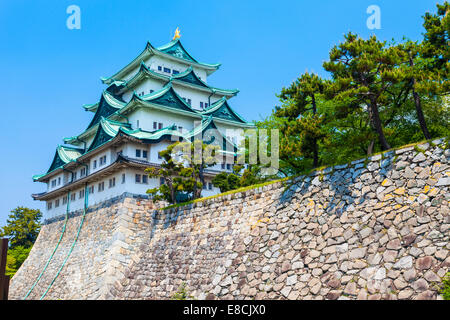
409 54 431 139
170 182 176 204
311 94 319 167
367 140 375 155
369 101 391 151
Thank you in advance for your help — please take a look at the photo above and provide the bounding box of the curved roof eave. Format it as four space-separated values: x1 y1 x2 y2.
102 40 221 84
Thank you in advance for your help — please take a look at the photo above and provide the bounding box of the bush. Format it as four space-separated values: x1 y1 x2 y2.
440 272 450 300
172 282 194 300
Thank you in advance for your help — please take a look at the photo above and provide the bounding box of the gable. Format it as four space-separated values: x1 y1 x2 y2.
47 151 66 173
159 41 196 62
176 70 208 88
87 95 120 129
87 125 115 152
149 87 196 113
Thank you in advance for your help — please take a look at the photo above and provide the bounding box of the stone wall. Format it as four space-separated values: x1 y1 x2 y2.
10 139 450 300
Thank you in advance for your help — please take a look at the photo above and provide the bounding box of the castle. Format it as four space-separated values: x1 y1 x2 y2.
32 29 254 221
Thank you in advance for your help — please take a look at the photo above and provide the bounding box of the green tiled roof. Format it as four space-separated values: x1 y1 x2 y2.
201 97 252 125
44 145 84 176
86 92 125 129
113 63 238 98
101 39 220 85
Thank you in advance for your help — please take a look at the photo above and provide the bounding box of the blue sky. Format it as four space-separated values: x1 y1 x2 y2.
0 0 444 226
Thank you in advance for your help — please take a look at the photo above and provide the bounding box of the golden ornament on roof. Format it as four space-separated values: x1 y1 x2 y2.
172 27 181 40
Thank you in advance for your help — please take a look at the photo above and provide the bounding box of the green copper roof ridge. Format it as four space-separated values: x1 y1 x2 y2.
156 39 198 63
202 96 227 112
201 97 250 124
83 89 125 112
121 62 236 96
139 82 199 113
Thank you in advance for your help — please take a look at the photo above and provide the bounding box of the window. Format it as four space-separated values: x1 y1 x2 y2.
135 174 141 183
153 121 157 130
71 193 76 201
163 67 171 73
221 163 225 170
93 160 97 169
63 196 67 205
142 150 148 158
80 168 86 177
150 89 154 93
122 173 126 184
47 202 52 210
178 126 183 133
187 99 191 106
227 164 231 170
200 102 203 109
203 183 207 190
136 149 141 158
158 66 162 71
160 177 165 185
172 70 179 75
208 183 213 190
158 152 162 160
100 155 106 166
98 182 105 192
55 199 60 208
58 177 61 185
136 120 140 128
109 178 116 188
73 172 77 180
117 150 123 156
51 179 56 187
79 189 85 199
205 102 209 108
158 123 163 130
142 175 148 184
89 186 94 194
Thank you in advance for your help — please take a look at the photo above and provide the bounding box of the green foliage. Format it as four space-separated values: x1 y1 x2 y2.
5 246 32 277
421 1 449 94
212 172 240 193
256 3 449 176
0 206 41 277
172 282 195 300
275 72 328 168
146 141 219 204
0 207 42 248
439 272 450 300
212 164 267 193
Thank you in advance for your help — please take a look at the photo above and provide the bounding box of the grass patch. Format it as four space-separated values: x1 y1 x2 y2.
162 177 290 210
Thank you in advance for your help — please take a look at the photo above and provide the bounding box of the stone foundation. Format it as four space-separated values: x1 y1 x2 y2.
9 139 450 300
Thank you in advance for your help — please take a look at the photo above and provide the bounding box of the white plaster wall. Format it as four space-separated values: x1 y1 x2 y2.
146 56 207 82
121 77 223 112
127 108 196 133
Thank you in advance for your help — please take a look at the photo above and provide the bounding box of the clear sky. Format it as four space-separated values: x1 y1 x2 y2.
0 0 444 226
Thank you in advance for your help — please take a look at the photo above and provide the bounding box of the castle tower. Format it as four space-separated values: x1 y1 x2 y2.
32 30 254 221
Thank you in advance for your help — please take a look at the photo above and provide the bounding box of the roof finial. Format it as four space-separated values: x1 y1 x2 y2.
172 27 181 41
